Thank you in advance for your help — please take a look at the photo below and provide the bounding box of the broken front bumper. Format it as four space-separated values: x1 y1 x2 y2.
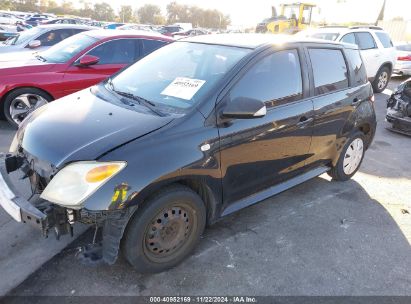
386 113 411 136
0 154 47 230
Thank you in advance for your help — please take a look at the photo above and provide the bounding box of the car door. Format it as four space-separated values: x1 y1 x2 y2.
217 46 314 207
354 32 380 79
305 45 358 166
62 38 139 95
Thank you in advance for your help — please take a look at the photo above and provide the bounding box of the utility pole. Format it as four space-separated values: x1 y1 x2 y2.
375 0 386 25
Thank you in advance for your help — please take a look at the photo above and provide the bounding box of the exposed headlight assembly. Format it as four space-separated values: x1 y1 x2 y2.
40 161 126 208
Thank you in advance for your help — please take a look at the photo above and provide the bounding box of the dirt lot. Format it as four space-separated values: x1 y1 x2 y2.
1 77 411 296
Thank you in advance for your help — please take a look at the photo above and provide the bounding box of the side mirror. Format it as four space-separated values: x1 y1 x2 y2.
222 97 267 119
77 55 99 67
28 40 41 48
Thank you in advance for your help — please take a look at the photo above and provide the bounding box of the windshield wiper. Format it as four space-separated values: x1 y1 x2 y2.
113 89 165 117
35 54 47 62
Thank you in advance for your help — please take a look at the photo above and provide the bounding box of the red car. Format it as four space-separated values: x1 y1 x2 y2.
0 30 172 126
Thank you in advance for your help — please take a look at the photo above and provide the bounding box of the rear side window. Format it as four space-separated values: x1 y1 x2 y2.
230 49 303 106
345 49 367 85
308 48 348 95
355 32 377 50
141 39 167 57
375 32 393 48
341 33 356 45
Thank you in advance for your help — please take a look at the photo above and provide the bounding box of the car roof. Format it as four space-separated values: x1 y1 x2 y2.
36 24 96 30
303 27 388 36
181 33 346 49
83 29 172 40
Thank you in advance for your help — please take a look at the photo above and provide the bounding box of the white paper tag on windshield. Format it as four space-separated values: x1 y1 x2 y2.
161 77 206 100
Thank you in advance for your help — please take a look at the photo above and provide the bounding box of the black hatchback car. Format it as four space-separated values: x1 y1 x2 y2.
0 34 376 273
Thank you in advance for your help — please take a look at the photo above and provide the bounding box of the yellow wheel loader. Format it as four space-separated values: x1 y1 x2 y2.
256 3 316 34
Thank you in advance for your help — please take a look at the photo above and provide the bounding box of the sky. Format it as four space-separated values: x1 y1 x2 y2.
74 0 411 27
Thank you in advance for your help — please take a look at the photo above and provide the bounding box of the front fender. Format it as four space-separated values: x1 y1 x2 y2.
81 111 222 214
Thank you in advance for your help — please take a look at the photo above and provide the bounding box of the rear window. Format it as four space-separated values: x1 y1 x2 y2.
375 32 393 48
396 44 411 52
308 48 349 95
345 49 367 85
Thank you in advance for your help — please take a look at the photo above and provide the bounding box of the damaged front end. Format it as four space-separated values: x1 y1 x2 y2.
386 78 411 136
0 152 135 265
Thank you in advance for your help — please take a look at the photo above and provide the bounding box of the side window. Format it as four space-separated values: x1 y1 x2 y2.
341 33 356 45
141 39 167 57
37 29 73 46
375 32 393 48
355 32 377 50
308 48 348 95
87 39 137 64
301 6 312 24
230 49 303 107
345 49 367 85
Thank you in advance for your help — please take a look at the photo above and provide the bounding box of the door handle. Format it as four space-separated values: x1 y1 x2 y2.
297 116 313 128
352 98 362 105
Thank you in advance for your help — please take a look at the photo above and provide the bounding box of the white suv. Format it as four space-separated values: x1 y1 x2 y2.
297 26 396 93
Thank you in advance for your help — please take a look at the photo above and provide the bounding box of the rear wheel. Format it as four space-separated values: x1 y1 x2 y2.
372 66 390 93
328 133 365 181
3 88 52 128
122 185 206 273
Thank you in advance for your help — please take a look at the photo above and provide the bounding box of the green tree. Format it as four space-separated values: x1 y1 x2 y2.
137 4 162 24
118 5 134 23
92 2 115 21
0 0 14 10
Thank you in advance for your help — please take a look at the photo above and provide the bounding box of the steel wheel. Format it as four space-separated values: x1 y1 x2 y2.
9 93 48 125
343 138 364 175
143 204 196 262
377 71 388 91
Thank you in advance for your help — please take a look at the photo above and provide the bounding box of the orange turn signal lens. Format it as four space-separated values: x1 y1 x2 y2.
85 164 121 183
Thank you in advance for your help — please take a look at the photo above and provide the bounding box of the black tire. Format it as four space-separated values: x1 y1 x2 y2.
3 87 52 128
328 132 365 181
122 185 206 273
372 66 391 93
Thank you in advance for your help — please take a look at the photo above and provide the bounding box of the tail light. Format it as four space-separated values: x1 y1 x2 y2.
397 55 411 61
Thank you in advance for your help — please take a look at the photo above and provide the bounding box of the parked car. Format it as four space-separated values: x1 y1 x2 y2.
0 24 95 54
386 78 411 135
158 25 184 36
0 30 172 126
104 23 125 30
24 16 50 27
0 34 376 273
172 28 210 38
393 43 411 76
0 25 18 41
117 24 155 32
42 18 83 25
0 12 21 25
297 26 396 93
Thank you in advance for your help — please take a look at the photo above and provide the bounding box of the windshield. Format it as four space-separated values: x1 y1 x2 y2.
109 42 251 111
283 5 300 19
40 33 98 63
3 26 42 45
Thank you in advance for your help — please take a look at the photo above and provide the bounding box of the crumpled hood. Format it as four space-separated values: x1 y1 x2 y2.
17 88 174 167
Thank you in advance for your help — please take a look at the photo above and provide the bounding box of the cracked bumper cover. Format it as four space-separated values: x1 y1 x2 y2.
0 154 47 230
0 153 134 264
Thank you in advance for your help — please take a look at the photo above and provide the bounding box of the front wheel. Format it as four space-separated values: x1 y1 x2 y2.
372 66 391 93
122 185 206 273
3 88 52 128
328 133 365 181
